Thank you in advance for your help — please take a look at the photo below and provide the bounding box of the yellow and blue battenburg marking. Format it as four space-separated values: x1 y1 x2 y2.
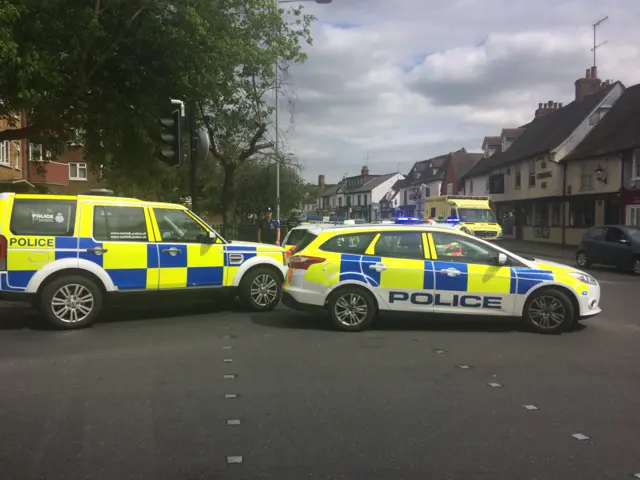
1 235 267 292
333 253 558 296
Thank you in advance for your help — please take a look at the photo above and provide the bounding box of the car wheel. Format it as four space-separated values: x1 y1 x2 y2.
239 267 282 312
328 287 378 332
523 289 575 334
633 257 640 276
576 250 591 268
40 275 103 330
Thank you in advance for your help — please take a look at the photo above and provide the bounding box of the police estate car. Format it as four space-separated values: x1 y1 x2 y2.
282 219 601 334
0 193 287 329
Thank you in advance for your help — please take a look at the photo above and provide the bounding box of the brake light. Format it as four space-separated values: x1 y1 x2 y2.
0 235 7 271
289 255 325 270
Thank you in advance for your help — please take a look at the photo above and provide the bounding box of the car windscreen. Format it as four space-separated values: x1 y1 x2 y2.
457 208 497 223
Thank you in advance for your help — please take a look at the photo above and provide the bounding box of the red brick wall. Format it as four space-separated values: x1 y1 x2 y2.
0 117 26 183
45 146 105 194
440 160 459 195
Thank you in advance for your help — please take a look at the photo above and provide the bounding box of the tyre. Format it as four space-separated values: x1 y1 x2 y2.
327 287 378 332
523 288 575 334
576 250 591 269
239 267 282 312
39 275 103 330
632 257 640 276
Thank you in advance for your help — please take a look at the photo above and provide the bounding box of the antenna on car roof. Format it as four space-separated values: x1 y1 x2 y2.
81 189 116 196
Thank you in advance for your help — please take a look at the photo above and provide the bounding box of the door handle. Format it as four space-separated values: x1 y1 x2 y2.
86 248 108 255
162 248 182 256
369 263 388 272
440 268 461 277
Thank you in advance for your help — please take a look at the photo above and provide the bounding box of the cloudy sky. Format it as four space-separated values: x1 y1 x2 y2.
276 0 640 184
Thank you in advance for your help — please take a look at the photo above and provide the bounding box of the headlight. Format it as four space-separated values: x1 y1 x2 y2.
569 272 598 286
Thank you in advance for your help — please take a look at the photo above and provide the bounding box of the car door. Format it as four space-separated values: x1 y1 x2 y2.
369 230 435 312
428 231 515 316
84 202 155 291
603 227 633 268
150 207 224 289
582 227 606 264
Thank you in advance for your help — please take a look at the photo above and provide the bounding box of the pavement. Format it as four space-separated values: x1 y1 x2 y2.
1 262 640 479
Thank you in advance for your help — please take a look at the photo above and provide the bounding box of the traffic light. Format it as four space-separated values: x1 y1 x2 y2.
158 108 182 166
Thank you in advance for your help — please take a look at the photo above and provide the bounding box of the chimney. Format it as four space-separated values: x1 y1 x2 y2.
535 100 561 118
318 174 325 187
575 66 602 102
361 165 371 183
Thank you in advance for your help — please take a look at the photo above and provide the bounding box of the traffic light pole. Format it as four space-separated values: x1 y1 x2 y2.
188 100 198 213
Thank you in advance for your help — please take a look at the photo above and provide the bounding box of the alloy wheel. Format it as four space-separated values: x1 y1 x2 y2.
528 295 566 330
250 274 278 306
51 284 95 323
334 293 368 327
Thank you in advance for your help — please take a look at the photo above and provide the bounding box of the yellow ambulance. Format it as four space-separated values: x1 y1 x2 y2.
424 195 502 240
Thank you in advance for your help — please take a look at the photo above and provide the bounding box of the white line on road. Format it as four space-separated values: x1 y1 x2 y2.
227 456 243 464
523 405 538 410
457 364 471 369
222 358 233 363
222 346 232 349
223 374 237 379
488 383 502 388
227 419 241 425
571 433 590 441
632 473 640 479
224 393 238 399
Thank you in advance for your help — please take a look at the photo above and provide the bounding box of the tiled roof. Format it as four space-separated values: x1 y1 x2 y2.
482 136 501 148
501 128 526 140
450 151 483 181
563 83 640 161
345 172 398 193
462 82 619 179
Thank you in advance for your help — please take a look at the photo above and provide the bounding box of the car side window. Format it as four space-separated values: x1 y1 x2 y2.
431 231 498 266
153 208 210 243
320 232 376 255
604 227 626 243
93 206 148 242
10 199 77 236
586 227 606 240
374 231 424 260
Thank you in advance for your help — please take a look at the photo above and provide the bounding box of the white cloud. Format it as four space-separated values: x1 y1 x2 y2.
276 0 640 184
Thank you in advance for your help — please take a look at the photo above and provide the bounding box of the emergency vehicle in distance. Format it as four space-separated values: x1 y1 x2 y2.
282 218 601 334
424 195 502 240
0 192 287 330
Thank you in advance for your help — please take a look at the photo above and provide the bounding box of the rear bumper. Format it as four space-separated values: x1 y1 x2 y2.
281 291 324 313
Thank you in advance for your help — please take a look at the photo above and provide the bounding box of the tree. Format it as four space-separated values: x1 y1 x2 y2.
0 0 313 202
198 154 306 223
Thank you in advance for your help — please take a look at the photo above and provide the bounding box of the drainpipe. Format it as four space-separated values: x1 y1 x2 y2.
21 111 31 183
561 162 567 248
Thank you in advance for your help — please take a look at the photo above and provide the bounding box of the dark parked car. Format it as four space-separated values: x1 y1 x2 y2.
576 225 640 274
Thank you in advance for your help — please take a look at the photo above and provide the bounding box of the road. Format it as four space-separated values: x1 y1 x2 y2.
1 262 639 479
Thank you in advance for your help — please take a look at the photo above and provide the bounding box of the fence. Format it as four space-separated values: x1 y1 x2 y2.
211 224 293 243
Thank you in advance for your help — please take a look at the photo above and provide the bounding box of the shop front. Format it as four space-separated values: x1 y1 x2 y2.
621 188 640 227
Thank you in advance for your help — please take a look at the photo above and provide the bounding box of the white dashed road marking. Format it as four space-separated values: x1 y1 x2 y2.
227 456 243 464
571 433 590 441
227 419 241 425
225 393 238 399
632 473 640 478
488 383 502 388
523 405 538 410
434 349 448 354
223 374 237 379
222 346 233 350
223 358 233 363
457 364 471 369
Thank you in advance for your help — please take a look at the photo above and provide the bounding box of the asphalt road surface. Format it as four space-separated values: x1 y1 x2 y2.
1 262 640 479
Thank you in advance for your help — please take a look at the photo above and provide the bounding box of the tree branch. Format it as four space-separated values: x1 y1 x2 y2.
239 123 269 161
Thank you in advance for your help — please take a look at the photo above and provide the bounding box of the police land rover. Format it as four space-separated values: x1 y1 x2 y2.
0 193 287 329
282 218 601 333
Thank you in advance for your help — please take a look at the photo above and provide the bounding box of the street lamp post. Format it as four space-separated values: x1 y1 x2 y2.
275 0 332 222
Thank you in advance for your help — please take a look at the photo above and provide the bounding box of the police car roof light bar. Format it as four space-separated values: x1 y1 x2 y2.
395 217 422 224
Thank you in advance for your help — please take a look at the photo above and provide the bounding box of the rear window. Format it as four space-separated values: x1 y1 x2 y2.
285 228 309 246
585 227 606 240
10 199 77 236
294 232 318 253
320 232 376 255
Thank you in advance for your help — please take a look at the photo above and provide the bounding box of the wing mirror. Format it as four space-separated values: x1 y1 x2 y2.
495 252 508 266
200 231 217 244
619 238 629 245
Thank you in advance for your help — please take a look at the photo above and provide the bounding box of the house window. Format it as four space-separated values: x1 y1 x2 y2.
580 163 593 191
632 149 640 181
568 198 595 227
13 142 20 169
515 170 521 189
69 162 88 181
363 194 367 206
551 202 561 226
403 190 408 205
357 195 361 206
469 179 474 194
540 159 547 169
528 161 536 187
446 183 453 195
346 196 351 207
534 202 549 226
338 197 342 207
0 141 9 166
485 177 490 193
